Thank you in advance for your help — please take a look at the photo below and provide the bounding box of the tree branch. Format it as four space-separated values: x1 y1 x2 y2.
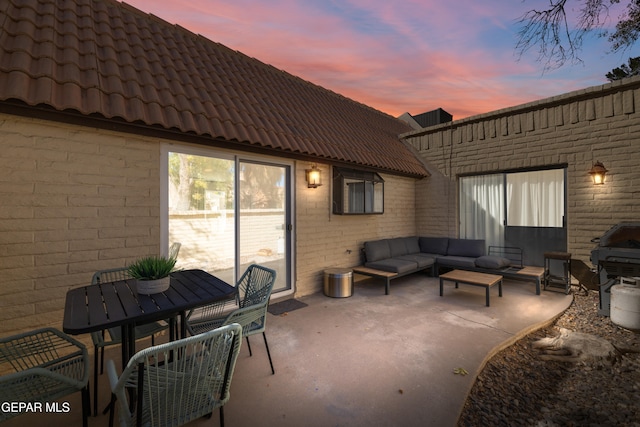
515 0 612 71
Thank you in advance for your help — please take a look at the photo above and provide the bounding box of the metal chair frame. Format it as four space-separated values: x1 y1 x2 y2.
186 264 277 374
0 327 90 427
107 323 242 427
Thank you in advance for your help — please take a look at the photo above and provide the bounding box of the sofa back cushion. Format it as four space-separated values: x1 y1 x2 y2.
364 240 390 262
419 237 449 255
447 238 486 257
403 237 421 254
388 238 409 257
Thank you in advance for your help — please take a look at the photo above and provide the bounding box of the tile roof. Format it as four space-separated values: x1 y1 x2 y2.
0 0 428 177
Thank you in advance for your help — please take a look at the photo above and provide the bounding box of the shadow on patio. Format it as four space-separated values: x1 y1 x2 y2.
3 274 572 427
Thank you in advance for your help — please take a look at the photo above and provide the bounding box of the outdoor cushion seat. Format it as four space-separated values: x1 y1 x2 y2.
446 238 486 258
388 238 410 257
436 255 478 269
364 240 391 262
396 254 435 268
419 237 450 255
401 237 421 254
475 255 512 269
365 258 418 274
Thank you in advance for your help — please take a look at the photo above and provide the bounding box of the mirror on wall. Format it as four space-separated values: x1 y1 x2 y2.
332 167 384 215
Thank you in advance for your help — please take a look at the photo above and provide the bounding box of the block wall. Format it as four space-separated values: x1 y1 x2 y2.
294 163 417 296
404 77 640 265
0 114 161 337
0 114 419 336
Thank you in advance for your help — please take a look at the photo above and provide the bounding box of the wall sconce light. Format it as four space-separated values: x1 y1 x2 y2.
305 164 322 188
589 161 608 185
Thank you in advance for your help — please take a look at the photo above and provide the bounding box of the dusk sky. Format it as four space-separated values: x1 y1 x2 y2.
124 0 639 120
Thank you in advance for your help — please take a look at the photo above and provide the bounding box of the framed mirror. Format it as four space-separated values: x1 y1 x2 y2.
332 167 384 215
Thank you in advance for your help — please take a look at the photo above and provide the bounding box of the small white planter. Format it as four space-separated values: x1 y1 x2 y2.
136 276 171 295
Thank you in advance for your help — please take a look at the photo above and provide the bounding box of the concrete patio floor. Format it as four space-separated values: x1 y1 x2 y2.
5 273 573 427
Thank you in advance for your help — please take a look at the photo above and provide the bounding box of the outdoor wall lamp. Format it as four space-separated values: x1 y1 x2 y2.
589 161 608 185
306 164 322 188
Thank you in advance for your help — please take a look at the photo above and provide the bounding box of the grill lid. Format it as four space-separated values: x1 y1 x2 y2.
596 222 640 247
591 223 640 280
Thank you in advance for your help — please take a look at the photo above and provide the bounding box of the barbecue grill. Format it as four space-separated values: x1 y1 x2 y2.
590 222 640 315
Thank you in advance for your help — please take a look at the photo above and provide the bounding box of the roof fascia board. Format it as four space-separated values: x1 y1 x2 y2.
0 101 425 179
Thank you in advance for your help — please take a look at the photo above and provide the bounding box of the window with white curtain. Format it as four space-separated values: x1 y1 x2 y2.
506 169 564 227
459 168 565 247
459 174 505 247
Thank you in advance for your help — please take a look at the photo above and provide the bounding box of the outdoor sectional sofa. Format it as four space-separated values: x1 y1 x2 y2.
354 236 543 295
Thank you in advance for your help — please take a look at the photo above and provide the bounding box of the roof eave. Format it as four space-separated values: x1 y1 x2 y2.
0 100 429 178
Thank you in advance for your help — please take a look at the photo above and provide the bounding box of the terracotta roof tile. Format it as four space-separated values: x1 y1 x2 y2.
0 0 428 177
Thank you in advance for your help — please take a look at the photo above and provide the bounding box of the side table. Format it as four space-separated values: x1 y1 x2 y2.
324 268 353 298
544 251 571 294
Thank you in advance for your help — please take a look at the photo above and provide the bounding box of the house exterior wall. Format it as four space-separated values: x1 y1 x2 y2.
0 114 162 337
294 164 417 296
0 113 417 337
405 76 640 266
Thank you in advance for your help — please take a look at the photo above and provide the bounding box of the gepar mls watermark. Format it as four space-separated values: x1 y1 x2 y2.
1 401 71 414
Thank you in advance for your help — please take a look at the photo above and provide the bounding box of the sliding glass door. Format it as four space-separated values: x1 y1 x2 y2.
504 169 566 266
459 173 505 247
238 161 290 293
459 168 566 266
164 148 292 293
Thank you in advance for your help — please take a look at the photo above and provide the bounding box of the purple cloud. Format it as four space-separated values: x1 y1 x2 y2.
124 0 618 119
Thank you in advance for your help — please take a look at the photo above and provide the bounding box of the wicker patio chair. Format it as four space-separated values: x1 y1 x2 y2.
0 327 90 427
169 242 181 260
91 267 169 416
186 264 277 374
106 323 242 427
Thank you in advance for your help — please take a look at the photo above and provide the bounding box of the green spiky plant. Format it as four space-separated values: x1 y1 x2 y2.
127 255 177 280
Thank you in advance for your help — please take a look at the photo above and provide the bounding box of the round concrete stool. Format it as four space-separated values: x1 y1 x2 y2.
323 268 353 298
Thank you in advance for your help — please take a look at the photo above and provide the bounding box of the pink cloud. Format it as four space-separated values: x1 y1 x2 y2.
123 0 611 119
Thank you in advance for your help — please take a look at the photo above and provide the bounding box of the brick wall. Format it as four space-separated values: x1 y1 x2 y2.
294 163 417 296
0 114 419 336
0 114 161 337
404 76 640 265
6 76 638 337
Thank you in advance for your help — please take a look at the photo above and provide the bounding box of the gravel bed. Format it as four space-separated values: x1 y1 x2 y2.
458 289 640 427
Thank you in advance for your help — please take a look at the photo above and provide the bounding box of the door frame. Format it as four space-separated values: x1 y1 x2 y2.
237 157 293 295
459 166 567 267
160 143 295 297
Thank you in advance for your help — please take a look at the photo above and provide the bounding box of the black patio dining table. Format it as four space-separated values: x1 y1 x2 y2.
63 269 236 368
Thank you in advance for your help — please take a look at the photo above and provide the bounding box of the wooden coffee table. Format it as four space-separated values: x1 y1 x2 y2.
439 270 503 306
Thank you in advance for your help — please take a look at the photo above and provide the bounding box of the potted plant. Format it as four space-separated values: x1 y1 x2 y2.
127 255 177 295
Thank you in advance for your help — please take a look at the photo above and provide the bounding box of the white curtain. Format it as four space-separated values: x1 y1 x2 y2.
506 169 564 227
459 174 504 248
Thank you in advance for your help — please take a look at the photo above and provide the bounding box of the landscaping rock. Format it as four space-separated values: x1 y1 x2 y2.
458 290 640 427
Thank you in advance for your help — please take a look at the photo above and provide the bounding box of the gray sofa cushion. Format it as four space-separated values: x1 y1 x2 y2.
475 255 511 269
447 239 485 257
403 237 421 254
419 237 449 255
396 254 435 269
366 258 418 274
364 240 390 262
388 238 408 257
437 256 477 269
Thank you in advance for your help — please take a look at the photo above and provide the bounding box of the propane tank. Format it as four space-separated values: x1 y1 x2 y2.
610 278 640 332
